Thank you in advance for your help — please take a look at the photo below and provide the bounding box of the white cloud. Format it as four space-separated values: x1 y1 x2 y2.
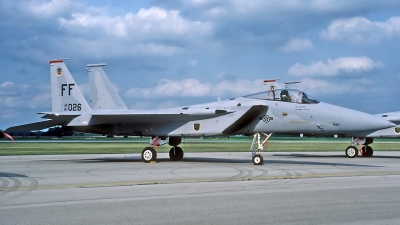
320 16 400 43
281 38 314 52
1 81 14 87
130 101 154 110
156 101 181 109
0 82 50 109
125 78 265 99
54 6 214 57
212 79 264 96
26 0 80 18
128 100 181 110
288 57 382 77
299 77 375 96
58 6 213 40
125 78 212 98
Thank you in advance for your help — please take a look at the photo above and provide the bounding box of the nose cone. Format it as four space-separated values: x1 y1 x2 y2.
343 109 396 131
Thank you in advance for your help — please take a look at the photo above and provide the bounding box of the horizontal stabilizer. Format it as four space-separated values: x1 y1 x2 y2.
222 105 268 134
5 120 64 133
40 113 80 120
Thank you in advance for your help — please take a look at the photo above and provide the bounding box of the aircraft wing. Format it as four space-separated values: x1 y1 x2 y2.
88 108 235 125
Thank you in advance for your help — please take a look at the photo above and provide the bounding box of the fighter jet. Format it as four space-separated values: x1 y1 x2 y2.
5 59 398 165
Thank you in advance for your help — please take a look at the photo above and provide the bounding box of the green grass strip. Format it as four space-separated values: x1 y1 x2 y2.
0 141 399 156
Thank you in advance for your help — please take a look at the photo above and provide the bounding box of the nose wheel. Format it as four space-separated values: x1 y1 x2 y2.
252 154 263 165
250 133 272 165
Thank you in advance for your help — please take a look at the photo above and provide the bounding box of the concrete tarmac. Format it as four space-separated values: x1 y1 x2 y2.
1 152 400 224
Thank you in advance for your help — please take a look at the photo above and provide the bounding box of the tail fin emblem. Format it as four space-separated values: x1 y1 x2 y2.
57 68 62 76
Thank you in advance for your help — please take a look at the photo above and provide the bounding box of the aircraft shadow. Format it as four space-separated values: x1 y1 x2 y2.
273 153 345 158
273 153 400 159
74 156 250 164
71 155 379 167
264 159 380 167
74 156 142 163
0 172 28 178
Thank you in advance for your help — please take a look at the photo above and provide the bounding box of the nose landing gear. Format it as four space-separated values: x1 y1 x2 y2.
250 133 272 165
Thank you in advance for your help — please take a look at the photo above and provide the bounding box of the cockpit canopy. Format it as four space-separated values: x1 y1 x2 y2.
244 89 319 104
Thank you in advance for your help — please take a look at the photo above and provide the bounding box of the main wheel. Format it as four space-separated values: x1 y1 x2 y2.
363 146 373 157
252 155 263 165
142 147 157 163
367 148 373 157
169 146 183 161
360 146 373 157
345 146 358 158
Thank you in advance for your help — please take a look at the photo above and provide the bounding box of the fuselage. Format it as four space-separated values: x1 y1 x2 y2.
69 89 395 138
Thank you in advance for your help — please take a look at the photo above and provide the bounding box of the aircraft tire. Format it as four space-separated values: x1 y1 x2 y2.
365 146 373 157
345 146 358 158
142 147 157 163
169 146 183 161
368 148 374 157
361 146 373 157
252 155 263 165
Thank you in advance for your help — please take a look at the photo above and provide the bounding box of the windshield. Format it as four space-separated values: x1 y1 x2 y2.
244 89 319 104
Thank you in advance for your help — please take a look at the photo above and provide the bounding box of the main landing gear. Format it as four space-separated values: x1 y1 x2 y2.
142 147 157 163
141 136 184 163
345 137 374 158
169 146 184 161
250 133 272 165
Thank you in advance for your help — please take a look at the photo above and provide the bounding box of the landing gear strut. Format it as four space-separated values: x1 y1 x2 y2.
250 133 272 165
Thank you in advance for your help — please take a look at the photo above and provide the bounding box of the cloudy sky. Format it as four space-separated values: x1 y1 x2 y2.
1 0 400 130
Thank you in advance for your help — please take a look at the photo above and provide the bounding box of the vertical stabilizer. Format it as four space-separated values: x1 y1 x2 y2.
49 59 91 112
87 64 127 110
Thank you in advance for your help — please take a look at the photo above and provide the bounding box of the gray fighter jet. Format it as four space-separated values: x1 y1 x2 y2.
5 59 398 164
